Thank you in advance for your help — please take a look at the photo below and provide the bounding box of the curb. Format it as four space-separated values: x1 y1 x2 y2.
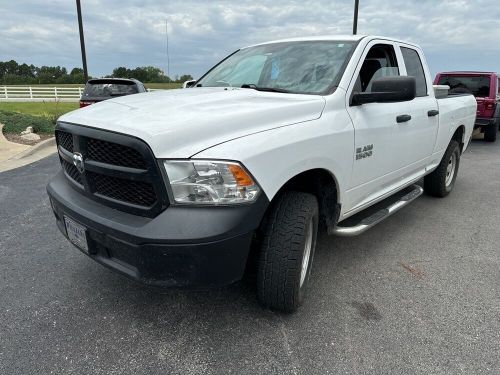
10 136 56 160
0 123 6 142
0 124 57 173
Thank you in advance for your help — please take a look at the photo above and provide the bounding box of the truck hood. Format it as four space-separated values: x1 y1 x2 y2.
59 87 326 158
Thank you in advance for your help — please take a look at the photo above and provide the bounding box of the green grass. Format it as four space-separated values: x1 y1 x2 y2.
0 110 55 134
0 102 79 117
0 83 181 134
4 83 182 89
0 102 78 135
145 82 182 89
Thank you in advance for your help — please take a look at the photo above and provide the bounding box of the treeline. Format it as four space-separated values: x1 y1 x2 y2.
110 66 192 84
0 60 193 85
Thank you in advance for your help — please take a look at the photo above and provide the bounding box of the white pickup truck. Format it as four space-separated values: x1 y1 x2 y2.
47 35 476 312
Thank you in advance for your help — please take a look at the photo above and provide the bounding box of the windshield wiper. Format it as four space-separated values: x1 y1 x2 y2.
241 84 292 93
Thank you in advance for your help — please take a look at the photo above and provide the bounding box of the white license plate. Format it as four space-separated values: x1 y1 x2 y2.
64 216 88 253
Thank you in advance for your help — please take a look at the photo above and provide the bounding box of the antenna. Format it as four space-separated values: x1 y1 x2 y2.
165 18 170 78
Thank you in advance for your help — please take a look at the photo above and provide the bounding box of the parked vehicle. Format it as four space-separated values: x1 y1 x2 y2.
79 78 147 108
434 72 499 142
47 35 476 312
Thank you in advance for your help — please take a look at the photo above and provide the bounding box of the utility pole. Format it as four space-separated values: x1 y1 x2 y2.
353 0 359 35
76 0 88 82
165 18 170 78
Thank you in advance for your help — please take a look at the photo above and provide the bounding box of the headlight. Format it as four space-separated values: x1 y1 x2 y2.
163 160 260 204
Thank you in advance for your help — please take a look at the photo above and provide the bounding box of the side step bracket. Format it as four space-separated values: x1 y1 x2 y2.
330 185 424 237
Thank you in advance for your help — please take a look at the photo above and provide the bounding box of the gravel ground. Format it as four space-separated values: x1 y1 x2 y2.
0 140 499 374
3 133 53 146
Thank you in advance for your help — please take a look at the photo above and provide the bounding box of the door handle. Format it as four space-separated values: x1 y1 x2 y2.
427 109 439 117
396 114 412 123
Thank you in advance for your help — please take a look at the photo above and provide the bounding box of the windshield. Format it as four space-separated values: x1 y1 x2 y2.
437 75 490 97
197 41 356 95
83 81 138 98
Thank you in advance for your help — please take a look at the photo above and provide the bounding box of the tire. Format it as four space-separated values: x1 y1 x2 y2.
257 191 318 313
484 124 497 142
424 140 460 197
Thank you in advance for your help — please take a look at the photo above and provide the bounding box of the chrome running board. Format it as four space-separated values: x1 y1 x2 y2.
331 185 424 237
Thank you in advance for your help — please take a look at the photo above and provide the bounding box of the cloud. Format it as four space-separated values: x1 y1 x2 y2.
0 0 499 78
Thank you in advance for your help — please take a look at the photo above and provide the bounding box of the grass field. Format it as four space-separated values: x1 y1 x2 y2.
0 102 79 117
0 83 182 136
4 83 182 90
145 82 182 89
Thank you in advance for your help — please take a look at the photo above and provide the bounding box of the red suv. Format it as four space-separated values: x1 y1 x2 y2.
434 72 499 142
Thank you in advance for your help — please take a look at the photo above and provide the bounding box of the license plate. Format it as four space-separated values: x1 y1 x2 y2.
64 216 88 253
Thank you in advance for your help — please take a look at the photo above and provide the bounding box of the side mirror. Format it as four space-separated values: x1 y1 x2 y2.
351 76 416 106
182 80 197 88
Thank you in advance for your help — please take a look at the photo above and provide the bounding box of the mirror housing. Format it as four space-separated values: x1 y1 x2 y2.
182 80 197 88
351 76 416 106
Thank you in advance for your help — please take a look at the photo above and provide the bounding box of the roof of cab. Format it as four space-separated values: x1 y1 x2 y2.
244 35 420 49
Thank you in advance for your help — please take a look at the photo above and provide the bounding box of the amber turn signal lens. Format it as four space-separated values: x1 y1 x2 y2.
228 164 254 186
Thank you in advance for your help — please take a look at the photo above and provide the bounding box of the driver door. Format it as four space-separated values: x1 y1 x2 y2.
344 41 412 214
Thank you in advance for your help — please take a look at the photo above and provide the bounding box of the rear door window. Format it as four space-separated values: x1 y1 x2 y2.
437 75 490 97
400 47 427 97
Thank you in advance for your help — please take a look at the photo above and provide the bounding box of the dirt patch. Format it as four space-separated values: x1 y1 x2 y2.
398 261 425 279
3 132 54 146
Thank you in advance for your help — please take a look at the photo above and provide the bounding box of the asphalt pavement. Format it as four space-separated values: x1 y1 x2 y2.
1 140 499 374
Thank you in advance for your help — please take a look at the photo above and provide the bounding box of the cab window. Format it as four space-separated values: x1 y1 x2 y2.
354 44 400 93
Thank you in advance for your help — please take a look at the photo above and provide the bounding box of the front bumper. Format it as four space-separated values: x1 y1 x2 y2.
47 171 269 288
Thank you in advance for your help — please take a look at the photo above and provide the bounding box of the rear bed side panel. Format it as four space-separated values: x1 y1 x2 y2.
429 95 476 168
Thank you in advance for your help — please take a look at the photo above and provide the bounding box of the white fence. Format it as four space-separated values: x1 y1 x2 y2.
0 86 84 102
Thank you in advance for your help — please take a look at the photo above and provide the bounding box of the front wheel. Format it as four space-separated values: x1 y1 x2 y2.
257 191 318 313
424 140 461 197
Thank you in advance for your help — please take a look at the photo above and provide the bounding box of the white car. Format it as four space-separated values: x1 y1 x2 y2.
47 35 476 312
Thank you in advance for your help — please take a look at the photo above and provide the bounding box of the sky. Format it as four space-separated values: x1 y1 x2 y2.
0 0 499 79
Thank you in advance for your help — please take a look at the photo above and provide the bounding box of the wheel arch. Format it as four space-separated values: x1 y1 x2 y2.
451 125 466 152
270 168 341 233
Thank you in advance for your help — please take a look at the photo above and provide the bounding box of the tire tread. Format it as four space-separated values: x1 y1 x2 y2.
257 191 318 312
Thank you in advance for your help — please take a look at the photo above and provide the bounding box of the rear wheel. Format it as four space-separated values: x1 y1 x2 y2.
484 124 497 142
424 140 460 197
257 191 318 313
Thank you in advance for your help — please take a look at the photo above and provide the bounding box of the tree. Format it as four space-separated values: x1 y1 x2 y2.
177 74 194 83
0 60 191 85
112 66 128 78
70 67 84 75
